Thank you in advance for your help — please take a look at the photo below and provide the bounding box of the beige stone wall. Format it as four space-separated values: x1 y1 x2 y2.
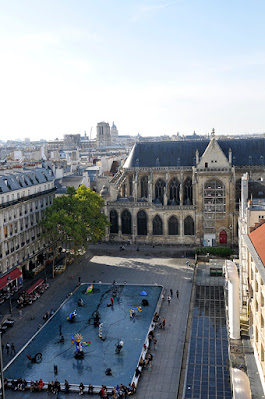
248 255 265 384
105 161 265 245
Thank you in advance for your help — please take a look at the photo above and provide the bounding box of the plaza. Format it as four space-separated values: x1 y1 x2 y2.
0 245 194 398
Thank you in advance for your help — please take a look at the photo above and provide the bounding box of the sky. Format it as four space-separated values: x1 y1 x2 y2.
1 0 265 141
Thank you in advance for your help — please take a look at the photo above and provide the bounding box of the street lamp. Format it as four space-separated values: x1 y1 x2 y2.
6 276 12 316
0 332 5 399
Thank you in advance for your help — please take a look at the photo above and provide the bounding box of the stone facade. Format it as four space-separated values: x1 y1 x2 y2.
103 134 265 246
0 168 56 277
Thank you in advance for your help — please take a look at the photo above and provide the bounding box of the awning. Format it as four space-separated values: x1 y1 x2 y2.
0 269 22 290
26 278 44 295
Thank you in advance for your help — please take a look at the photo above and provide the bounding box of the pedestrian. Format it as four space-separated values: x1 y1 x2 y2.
176 290 179 298
162 318 166 330
148 353 153 368
78 276 81 286
170 288 173 296
153 337 157 350
11 343 15 355
167 295 171 305
6 342 10 355
64 379 70 393
19 309 22 319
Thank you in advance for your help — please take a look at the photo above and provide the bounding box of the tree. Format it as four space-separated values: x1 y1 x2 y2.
40 185 109 254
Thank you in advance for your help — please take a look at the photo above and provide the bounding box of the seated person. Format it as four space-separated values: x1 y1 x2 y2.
135 367 141 377
79 382 84 394
38 378 44 392
139 356 144 367
88 384 93 395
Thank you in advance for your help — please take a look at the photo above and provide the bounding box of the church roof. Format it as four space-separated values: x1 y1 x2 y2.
124 138 265 168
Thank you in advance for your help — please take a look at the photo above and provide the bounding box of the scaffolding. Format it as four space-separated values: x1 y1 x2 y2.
203 179 226 234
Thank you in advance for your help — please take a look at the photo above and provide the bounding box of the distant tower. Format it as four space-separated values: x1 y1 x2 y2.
96 122 112 147
111 122 119 139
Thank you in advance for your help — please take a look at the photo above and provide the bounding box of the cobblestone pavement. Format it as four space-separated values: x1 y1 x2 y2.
1 245 194 399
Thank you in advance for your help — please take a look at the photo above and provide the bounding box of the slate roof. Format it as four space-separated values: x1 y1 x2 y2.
0 168 54 194
249 222 265 266
124 138 265 168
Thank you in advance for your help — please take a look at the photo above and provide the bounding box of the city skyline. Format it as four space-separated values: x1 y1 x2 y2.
1 0 265 140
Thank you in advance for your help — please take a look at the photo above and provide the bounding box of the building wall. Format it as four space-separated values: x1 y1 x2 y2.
104 139 265 246
243 245 265 392
0 171 56 276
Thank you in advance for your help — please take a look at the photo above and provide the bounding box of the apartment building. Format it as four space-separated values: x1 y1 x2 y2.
0 168 56 289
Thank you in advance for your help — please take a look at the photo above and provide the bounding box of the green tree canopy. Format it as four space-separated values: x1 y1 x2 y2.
40 185 109 252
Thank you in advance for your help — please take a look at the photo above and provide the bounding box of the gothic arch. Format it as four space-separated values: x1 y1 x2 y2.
109 210 118 234
137 210 148 235
168 216 179 235
121 209 132 235
235 179 241 211
153 215 163 235
184 177 193 205
141 176 148 198
184 216 194 235
155 179 166 204
169 177 180 204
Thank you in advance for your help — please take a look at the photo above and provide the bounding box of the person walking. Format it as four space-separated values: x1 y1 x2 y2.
153 337 157 350
167 295 171 305
5 342 10 355
11 343 15 355
170 288 173 297
176 290 179 299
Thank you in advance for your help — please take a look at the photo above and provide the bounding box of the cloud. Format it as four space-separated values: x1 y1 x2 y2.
132 0 180 22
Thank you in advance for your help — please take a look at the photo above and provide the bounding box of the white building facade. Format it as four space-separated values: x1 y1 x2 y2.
0 168 56 283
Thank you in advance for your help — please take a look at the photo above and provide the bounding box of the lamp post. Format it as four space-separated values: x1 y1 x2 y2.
6 276 12 316
0 333 5 399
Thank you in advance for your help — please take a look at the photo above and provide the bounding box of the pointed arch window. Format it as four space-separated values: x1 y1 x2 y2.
184 177 193 205
235 179 241 211
129 175 133 196
141 176 148 198
155 179 166 204
137 210 147 235
168 216 179 235
121 210 132 235
110 210 118 234
153 215 163 235
184 216 194 235
169 177 180 204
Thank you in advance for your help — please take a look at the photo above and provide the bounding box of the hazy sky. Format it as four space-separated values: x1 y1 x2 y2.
1 0 265 141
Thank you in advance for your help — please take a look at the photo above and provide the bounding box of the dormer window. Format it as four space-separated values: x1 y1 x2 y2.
205 163 208 168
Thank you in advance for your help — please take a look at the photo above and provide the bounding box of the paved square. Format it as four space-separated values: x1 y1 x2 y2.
2 249 194 398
